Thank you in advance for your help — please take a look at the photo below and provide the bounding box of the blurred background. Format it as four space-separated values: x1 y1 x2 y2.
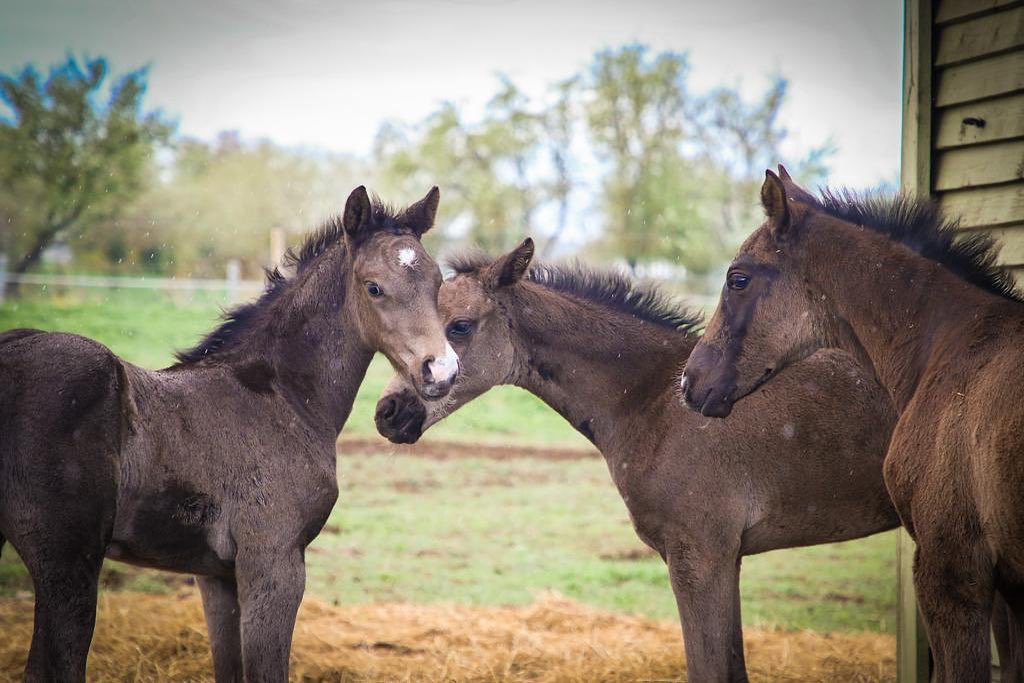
0 0 903 677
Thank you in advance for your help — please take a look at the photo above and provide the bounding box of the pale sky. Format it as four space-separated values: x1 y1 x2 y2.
1 0 903 188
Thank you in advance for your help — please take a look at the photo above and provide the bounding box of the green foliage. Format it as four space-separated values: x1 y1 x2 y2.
0 47 833 290
0 56 173 287
375 101 535 253
102 133 366 278
585 46 692 268
375 45 832 287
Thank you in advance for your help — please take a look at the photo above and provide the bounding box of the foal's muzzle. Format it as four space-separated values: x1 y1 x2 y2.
418 342 460 399
681 346 736 418
375 389 427 444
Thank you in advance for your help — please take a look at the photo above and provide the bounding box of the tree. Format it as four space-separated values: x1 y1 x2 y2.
693 76 833 247
537 75 579 256
375 97 542 254
0 56 173 294
374 44 831 288
90 133 366 278
584 47 832 277
583 45 693 268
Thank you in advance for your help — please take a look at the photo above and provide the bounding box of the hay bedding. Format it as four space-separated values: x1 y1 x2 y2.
0 591 894 682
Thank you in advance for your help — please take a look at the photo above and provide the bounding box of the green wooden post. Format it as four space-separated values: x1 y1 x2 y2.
897 531 930 682
898 0 932 681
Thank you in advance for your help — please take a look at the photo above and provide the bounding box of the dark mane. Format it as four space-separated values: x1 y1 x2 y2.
447 251 703 334
173 198 410 365
171 270 293 365
281 197 411 273
814 189 1022 302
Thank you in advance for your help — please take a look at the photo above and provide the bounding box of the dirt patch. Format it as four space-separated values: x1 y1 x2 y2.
391 478 442 493
0 591 895 682
824 592 867 605
338 436 598 462
600 546 660 561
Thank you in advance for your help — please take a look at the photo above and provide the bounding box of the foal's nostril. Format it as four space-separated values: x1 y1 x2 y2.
421 380 451 399
421 357 435 383
378 398 397 420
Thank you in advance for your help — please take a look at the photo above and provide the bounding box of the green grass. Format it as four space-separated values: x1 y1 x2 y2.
0 451 897 633
0 290 897 634
312 454 896 634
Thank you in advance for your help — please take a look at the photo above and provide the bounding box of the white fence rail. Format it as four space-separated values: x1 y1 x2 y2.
2 273 263 291
1 268 721 311
0 258 263 304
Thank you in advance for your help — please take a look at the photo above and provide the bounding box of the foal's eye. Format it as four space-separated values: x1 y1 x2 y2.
447 320 475 339
727 272 751 291
365 282 383 298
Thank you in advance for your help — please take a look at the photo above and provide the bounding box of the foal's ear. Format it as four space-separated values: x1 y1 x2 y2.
343 186 373 237
775 164 817 205
405 186 441 236
485 238 535 289
761 170 791 238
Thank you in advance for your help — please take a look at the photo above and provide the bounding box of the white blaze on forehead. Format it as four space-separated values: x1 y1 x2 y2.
427 341 460 383
397 248 418 268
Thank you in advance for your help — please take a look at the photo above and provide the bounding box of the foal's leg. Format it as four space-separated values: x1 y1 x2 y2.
198 575 244 682
667 541 744 682
236 548 306 682
913 543 993 683
11 499 112 682
729 562 749 680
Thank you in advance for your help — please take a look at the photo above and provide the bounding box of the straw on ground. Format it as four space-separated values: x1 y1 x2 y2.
0 591 894 682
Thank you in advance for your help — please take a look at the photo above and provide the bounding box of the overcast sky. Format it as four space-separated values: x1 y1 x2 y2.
2 0 902 189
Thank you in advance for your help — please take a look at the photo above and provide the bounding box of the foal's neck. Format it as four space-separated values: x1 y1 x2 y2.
806 224 1011 410
507 283 694 451
241 250 373 436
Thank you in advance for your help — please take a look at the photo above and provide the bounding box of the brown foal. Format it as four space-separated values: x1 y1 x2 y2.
375 239 900 681
684 166 1024 681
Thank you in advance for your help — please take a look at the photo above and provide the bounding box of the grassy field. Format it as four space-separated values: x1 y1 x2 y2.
0 287 586 447
0 287 897 634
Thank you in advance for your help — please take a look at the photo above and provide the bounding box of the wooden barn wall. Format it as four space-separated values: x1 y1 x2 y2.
899 2 1024 680
932 0 1024 283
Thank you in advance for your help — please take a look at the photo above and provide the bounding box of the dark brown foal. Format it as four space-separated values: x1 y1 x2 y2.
375 239 900 682
0 187 457 682
684 166 1024 681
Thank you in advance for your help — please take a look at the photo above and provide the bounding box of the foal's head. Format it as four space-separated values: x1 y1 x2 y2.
681 164 1019 417
681 167 824 417
174 186 457 400
340 186 458 399
374 238 536 443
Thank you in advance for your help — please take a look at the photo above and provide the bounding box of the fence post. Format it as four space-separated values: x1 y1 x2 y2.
270 227 286 270
0 255 7 304
226 259 241 305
